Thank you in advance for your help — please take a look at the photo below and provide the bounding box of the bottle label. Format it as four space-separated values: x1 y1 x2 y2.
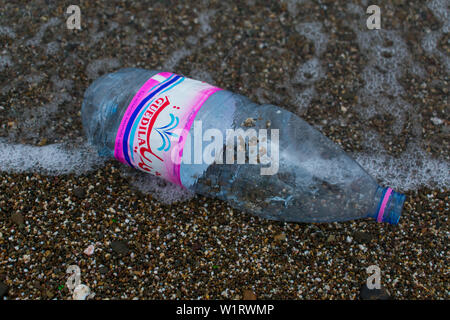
114 72 222 186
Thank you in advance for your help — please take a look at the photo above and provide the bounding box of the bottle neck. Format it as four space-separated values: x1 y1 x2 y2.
367 186 406 225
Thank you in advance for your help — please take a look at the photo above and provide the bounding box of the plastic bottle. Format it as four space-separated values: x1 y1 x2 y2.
82 68 405 224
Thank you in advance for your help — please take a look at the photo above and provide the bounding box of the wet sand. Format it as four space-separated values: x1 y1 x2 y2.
0 0 448 299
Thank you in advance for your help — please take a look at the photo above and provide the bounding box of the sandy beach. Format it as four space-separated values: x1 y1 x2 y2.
0 0 448 299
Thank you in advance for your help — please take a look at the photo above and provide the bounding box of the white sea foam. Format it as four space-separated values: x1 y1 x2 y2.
0 140 104 175
122 169 194 204
0 26 16 39
353 129 450 191
8 92 72 141
293 58 324 85
26 73 45 85
282 0 311 17
284 4 450 192
197 10 216 35
51 75 74 91
1 3 448 205
353 148 450 192
294 87 316 115
295 22 329 56
86 58 121 79
45 41 60 55
421 0 449 74
162 9 217 71
189 69 215 84
162 48 193 71
25 17 60 46
0 54 13 71
427 0 449 33
0 137 446 200
0 140 193 203
346 13 422 135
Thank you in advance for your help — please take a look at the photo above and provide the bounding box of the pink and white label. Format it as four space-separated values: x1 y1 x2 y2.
114 72 222 186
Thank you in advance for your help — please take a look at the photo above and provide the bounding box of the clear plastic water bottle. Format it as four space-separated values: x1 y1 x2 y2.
82 68 405 224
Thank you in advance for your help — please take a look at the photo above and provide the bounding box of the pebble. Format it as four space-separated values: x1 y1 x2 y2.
83 244 95 256
10 212 24 226
73 187 86 199
99 266 108 274
242 289 257 300
37 138 48 146
360 284 391 300
22 254 31 263
353 231 374 243
46 290 55 300
274 233 287 241
111 241 129 255
72 284 92 300
0 282 8 298
430 117 444 125
242 118 256 127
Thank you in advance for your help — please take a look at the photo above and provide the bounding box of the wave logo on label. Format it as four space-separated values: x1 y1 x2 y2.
133 95 173 173
155 113 179 152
